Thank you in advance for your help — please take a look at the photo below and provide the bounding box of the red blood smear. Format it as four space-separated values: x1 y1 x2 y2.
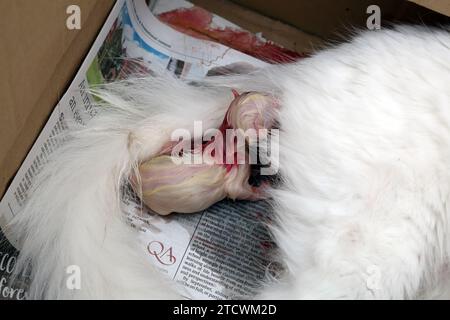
198 96 241 173
158 7 305 64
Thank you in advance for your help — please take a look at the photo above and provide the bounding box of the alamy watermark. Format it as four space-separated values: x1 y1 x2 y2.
168 121 279 176
366 264 382 291
66 5 81 30
366 5 381 30
66 265 81 290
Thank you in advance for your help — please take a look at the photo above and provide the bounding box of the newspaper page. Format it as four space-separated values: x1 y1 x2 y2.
0 0 278 300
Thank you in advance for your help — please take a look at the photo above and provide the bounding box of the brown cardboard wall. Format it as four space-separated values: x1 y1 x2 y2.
410 0 450 16
231 0 450 39
0 0 114 197
196 0 450 53
231 0 405 38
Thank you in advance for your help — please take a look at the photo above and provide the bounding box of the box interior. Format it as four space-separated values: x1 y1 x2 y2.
1 0 449 198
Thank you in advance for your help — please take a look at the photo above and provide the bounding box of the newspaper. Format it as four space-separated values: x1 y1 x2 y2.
0 0 276 300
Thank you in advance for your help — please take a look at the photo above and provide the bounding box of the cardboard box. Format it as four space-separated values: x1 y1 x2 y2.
0 0 115 198
0 0 449 300
1 0 450 200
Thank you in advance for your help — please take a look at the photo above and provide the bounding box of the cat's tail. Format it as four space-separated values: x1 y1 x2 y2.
8 74 235 299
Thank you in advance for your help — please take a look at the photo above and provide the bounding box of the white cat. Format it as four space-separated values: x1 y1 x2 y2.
9 26 450 299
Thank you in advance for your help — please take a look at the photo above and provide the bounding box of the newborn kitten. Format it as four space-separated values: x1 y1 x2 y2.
9 26 450 299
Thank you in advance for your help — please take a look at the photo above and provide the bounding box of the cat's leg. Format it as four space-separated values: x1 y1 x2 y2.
257 103 449 300
254 28 450 299
261 183 446 299
258 101 450 300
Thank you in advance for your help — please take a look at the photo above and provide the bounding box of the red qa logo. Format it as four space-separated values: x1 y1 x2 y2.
147 241 177 266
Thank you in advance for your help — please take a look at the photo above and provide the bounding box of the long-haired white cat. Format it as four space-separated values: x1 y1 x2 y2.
8 25 450 299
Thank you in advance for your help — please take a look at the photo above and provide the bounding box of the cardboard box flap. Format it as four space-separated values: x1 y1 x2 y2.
408 0 450 16
231 0 450 40
0 0 114 197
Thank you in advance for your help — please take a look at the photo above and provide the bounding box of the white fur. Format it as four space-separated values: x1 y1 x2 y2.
9 76 233 299
9 26 450 299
